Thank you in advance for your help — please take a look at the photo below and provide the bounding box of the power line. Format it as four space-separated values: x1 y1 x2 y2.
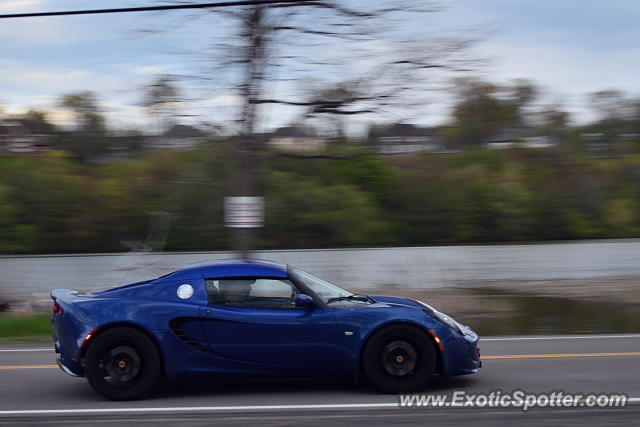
0 0 313 19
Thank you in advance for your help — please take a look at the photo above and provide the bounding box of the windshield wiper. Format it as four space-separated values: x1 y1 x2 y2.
327 294 371 304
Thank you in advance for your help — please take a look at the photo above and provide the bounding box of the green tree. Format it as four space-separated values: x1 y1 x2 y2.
450 79 514 147
24 110 55 133
58 91 108 161
142 76 181 135
510 79 538 124
449 78 540 148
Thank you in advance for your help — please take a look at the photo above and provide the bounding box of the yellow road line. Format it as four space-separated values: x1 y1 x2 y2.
484 352 640 360
0 365 58 370
1 352 640 370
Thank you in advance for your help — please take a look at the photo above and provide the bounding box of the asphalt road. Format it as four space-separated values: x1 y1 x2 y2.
1 334 639 425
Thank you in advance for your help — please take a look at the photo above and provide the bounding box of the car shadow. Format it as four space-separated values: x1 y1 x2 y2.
52 374 479 403
143 374 480 401
151 377 370 399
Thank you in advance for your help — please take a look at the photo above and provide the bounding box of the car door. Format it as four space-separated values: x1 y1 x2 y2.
199 277 338 374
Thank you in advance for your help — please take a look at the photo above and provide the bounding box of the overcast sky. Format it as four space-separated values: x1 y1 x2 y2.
1 0 639 133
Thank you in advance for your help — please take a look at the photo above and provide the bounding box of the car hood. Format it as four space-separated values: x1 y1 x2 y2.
368 295 425 310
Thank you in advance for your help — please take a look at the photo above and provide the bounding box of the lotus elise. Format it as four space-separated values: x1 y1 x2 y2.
51 258 481 400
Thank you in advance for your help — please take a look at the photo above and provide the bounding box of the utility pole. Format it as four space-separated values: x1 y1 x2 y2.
228 135 260 258
226 5 266 258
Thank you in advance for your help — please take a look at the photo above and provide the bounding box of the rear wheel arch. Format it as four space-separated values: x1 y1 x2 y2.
81 322 165 377
82 325 162 400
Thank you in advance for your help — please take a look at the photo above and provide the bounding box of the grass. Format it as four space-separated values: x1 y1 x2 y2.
0 312 51 343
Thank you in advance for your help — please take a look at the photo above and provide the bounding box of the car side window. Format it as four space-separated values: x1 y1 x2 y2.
205 278 299 309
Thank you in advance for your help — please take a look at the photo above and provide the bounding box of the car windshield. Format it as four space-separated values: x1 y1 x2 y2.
290 268 369 306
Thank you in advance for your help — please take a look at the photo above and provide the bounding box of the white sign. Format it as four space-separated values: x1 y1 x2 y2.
224 196 264 228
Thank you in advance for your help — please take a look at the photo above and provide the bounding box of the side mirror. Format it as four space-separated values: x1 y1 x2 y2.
294 293 315 309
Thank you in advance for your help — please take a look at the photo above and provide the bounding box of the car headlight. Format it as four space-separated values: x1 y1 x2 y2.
416 300 468 335
432 310 463 334
415 299 437 312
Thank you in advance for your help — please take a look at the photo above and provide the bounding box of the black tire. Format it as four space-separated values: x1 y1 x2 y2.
362 324 436 393
84 327 160 401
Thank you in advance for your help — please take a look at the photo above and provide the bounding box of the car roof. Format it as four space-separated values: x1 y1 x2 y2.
159 258 289 281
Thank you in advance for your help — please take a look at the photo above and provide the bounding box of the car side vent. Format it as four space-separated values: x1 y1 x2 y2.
169 318 213 354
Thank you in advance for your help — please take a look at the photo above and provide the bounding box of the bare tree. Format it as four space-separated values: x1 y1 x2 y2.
144 0 481 255
145 1 480 130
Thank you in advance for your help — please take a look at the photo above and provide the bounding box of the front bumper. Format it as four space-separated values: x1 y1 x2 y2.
438 329 482 376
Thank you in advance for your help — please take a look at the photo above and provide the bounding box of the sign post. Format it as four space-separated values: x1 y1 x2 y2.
224 196 264 229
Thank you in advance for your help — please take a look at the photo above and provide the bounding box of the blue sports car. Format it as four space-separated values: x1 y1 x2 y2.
51 259 481 400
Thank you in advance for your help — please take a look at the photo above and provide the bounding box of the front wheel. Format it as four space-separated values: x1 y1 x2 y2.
84 327 160 400
362 324 436 393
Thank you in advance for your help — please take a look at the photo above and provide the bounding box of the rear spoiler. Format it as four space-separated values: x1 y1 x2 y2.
50 288 80 304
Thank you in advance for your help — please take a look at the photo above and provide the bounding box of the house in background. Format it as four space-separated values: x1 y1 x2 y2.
370 123 443 155
0 117 52 155
267 125 327 153
147 124 210 150
484 126 558 150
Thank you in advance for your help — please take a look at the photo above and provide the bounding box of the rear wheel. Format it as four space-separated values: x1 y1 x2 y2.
362 324 436 393
84 327 160 400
